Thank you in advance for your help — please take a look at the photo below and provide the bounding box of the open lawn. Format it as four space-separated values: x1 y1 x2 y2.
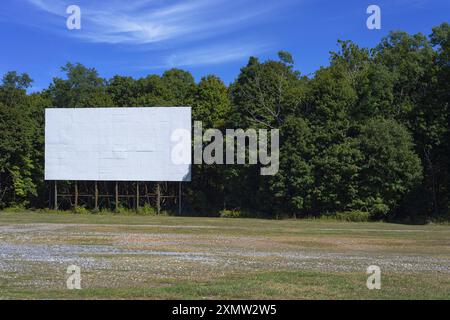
0 211 449 299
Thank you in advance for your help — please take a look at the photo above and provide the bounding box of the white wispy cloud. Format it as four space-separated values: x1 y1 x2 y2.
25 0 279 45
23 0 288 68
27 0 66 16
163 42 271 68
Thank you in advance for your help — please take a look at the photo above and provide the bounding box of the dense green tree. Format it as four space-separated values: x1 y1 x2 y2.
0 73 37 207
230 52 306 129
269 116 315 216
193 75 231 128
187 75 231 212
107 75 137 107
429 23 450 216
48 62 113 108
356 118 423 218
132 75 176 106
161 69 196 105
372 30 447 217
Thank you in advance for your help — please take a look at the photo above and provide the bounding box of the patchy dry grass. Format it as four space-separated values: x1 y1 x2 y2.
0 211 449 299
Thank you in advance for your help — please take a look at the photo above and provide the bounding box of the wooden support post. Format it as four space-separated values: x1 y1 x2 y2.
178 182 182 215
115 181 119 212
145 183 150 207
94 181 99 210
74 181 78 209
136 182 139 212
156 182 161 215
54 181 58 210
106 182 111 208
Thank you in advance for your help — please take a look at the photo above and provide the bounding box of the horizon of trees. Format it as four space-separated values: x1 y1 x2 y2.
1 23 449 221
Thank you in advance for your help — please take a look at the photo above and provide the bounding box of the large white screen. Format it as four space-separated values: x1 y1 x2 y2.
45 107 191 181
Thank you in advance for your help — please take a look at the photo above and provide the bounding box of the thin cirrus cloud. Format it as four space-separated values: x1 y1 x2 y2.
148 41 272 69
23 0 284 68
26 0 280 45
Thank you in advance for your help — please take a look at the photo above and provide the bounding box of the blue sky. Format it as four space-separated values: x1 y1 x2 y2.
0 0 449 92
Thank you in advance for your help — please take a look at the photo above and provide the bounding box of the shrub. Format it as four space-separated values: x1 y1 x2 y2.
137 203 157 216
334 210 370 222
115 206 133 215
369 202 390 218
73 206 90 214
2 204 27 212
219 209 242 218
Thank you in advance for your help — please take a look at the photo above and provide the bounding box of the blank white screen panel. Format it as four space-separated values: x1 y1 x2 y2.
45 107 191 181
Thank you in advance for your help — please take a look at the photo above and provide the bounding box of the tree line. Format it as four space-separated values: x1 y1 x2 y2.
1 23 449 221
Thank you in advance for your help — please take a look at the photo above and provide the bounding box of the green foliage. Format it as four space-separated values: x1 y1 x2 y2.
9 159 36 198
219 209 242 218
2 204 28 213
114 206 133 215
49 62 112 108
137 204 158 216
73 206 90 214
107 76 138 107
193 75 231 128
331 211 371 222
161 69 196 105
278 51 294 65
356 118 422 216
1 71 32 90
230 53 304 129
0 83 38 207
269 116 314 213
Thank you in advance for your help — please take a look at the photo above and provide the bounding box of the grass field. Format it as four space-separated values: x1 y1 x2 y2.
0 211 449 299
